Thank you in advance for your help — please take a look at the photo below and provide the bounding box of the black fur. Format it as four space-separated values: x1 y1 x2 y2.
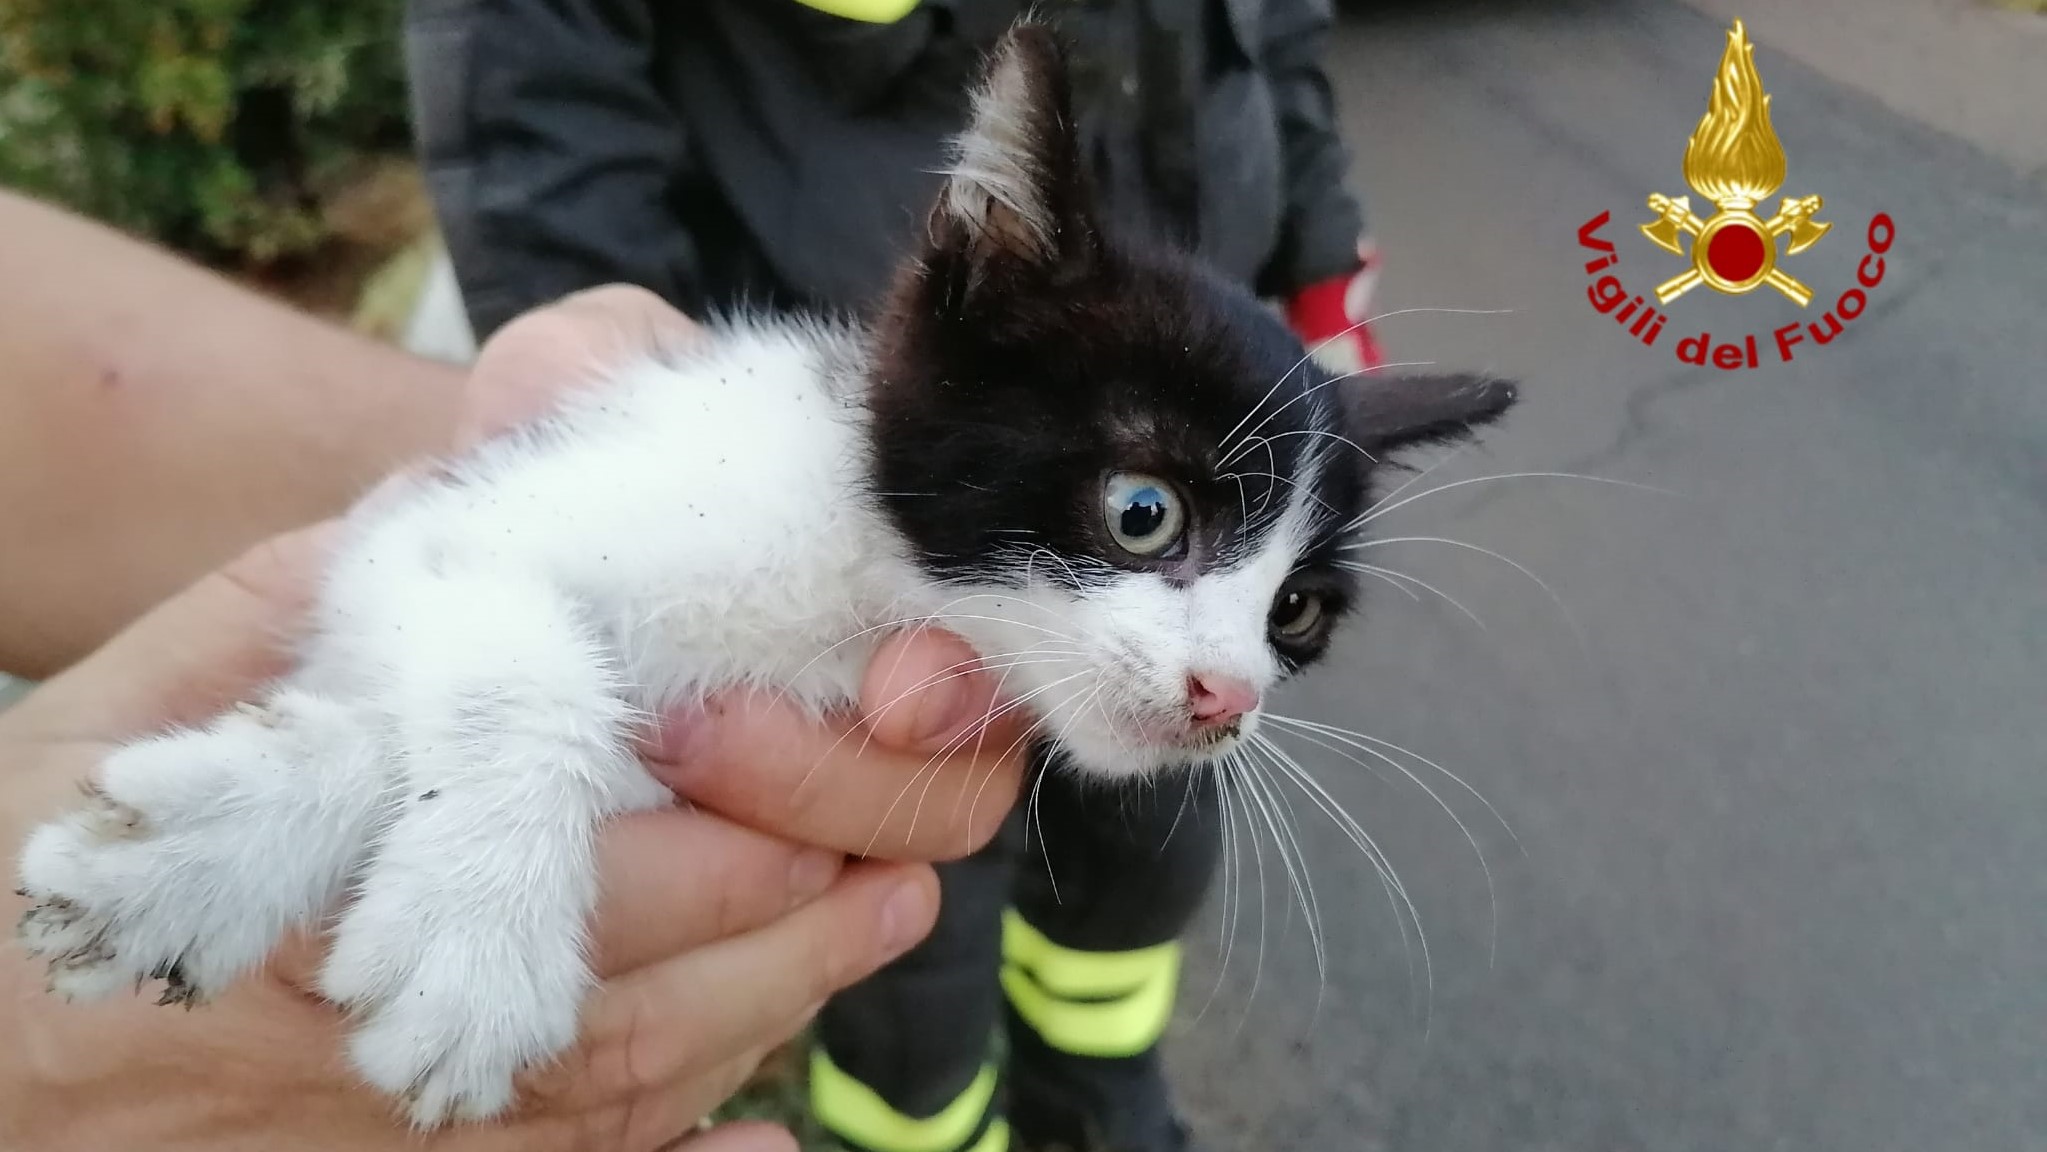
866 22 1518 669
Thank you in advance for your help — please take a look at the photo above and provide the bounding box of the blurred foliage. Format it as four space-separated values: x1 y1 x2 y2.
0 0 411 264
711 1035 835 1149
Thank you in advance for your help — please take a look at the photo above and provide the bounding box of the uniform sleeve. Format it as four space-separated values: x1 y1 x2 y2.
1255 0 1368 297
405 0 705 341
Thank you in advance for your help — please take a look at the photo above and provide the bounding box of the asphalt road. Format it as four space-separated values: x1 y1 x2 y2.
1167 4 2047 1150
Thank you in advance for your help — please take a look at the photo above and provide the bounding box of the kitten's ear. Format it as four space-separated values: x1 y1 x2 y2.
928 22 1099 296
1339 373 1521 459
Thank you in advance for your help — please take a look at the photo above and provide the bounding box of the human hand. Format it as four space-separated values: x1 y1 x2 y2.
1 286 1032 1151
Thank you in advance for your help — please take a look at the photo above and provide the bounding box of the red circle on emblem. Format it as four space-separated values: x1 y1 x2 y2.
1705 221 1768 284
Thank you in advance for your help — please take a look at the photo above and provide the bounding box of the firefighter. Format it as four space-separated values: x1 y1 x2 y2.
404 2 1382 1148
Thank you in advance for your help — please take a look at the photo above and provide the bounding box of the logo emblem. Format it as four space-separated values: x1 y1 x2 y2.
1637 19 1831 306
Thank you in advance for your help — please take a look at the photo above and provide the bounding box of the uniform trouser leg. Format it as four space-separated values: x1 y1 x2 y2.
812 755 1222 1152
812 801 1022 1152
1002 766 1220 1151
1009 762 1221 954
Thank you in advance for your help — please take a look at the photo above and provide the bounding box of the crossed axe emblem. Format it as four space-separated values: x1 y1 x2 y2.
1639 193 1831 306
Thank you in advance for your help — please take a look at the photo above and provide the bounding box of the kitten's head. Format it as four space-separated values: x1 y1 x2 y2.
868 23 1518 778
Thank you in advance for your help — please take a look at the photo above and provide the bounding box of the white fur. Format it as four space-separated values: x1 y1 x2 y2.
13 317 1318 1124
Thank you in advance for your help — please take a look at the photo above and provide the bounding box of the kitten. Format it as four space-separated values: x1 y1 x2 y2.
13 23 1515 1127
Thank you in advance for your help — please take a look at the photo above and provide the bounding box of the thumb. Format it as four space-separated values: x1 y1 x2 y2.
670 1120 799 1152
859 627 1008 756
460 284 704 449
20 521 338 740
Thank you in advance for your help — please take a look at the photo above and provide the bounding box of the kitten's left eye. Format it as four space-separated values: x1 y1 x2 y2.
1102 471 1186 558
1269 590 1327 641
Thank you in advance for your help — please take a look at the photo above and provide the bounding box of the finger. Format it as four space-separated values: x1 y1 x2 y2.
587 806 843 978
549 862 935 1108
18 521 338 739
859 627 1013 756
642 629 1031 861
639 1052 794 1152
603 862 934 1081
262 811 844 991
459 285 703 448
264 807 846 997
669 1120 799 1152
644 683 1029 861
578 1051 793 1152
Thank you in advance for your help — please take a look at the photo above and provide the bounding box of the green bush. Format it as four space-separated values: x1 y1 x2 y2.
0 0 410 264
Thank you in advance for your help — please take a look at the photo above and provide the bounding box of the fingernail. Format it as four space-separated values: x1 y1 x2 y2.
908 672 971 749
642 707 713 785
789 849 840 906
879 880 932 956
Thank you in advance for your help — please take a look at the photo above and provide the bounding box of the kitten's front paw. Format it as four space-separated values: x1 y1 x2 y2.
321 872 592 1127
332 946 586 1127
14 693 379 1007
14 885 143 1003
16 777 226 1006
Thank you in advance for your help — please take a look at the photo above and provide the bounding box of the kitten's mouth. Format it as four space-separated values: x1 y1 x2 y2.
1163 723 1244 768
1126 716 1244 759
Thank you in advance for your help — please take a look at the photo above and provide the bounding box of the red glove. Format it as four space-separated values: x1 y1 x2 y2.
1285 238 1386 377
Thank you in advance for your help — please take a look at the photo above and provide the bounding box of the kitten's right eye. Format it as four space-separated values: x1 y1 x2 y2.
1103 471 1187 558
1269 589 1327 642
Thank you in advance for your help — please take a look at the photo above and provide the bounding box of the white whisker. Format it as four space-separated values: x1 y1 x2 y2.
1272 715 1519 853
1216 464 1339 521
1235 426 1375 464
1233 755 1272 1040
1264 716 1501 969
864 670 1090 858
1191 761 1242 1028
795 649 1079 798
1237 746 1327 1000
1336 560 1488 630
1342 534 1581 643
1250 732 1432 1028
1027 758 1060 906
1218 305 1513 455
1218 358 1436 467
1347 471 1677 533
1352 564 1425 603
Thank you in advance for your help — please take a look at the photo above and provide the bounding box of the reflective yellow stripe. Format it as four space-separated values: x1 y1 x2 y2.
1000 909 1180 1058
1001 909 1182 1001
810 1048 1001 1152
790 0 922 23
964 1119 1011 1152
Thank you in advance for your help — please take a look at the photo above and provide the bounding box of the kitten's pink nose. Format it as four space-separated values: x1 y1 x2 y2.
1187 673 1259 728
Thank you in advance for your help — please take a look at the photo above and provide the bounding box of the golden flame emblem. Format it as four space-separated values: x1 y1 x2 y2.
1638 19 1830 305
1683 20 1786 207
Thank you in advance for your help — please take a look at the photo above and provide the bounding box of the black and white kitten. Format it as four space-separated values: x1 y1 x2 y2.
14 23 1515 1127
